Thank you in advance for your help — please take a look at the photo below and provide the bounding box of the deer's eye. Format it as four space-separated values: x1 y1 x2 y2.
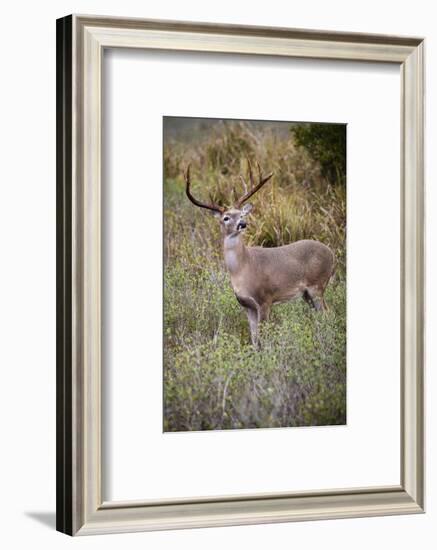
223 216 230 222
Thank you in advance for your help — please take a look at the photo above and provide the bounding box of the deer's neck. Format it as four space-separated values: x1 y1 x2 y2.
223 234 248 275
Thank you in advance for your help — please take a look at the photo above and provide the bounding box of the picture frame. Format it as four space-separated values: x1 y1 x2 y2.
56 14 425 536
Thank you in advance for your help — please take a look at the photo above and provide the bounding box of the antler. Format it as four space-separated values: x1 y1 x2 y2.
184 165 224 214
236 159 273 208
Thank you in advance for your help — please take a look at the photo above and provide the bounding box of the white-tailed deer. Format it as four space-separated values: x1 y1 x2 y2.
184 160 335 347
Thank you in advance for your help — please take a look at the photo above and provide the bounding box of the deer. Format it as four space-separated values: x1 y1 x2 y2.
184 160 335 347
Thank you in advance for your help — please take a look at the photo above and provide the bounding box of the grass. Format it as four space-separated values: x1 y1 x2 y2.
163 119 346 432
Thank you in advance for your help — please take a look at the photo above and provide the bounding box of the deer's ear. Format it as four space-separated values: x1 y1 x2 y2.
213 211 222 219
241 203 253 216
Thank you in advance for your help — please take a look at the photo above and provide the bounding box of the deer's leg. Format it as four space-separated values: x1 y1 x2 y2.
258 303 271 323
236 294 261 347
304 286 326 312
245 307 259 347
247 304 271 349
303 290 315 309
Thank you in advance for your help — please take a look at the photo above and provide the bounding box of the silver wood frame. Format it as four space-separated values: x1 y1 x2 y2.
56 14 425 536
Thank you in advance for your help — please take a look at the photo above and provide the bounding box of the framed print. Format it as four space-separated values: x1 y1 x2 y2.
56 15 424 535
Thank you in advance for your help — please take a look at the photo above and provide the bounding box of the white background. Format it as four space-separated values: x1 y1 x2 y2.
104 50 400 501
0 1 435 548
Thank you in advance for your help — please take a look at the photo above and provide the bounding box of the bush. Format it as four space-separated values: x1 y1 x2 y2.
290 123 346 185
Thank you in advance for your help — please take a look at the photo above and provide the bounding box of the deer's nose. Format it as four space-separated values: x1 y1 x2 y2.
237 220 247 230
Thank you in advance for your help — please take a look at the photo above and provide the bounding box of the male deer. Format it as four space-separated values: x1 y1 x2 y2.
184 161 335 347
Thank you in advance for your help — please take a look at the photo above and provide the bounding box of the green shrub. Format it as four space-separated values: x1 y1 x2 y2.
290 123 346 185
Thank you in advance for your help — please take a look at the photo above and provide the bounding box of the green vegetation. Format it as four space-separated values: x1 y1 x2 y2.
164 119 346 431
291 123 346 185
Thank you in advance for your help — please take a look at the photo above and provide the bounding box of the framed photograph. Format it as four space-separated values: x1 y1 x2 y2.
163 116 346 432
56 15 424 535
